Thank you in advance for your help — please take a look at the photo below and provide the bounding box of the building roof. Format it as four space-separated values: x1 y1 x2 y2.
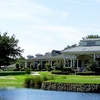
49 54 64 60
81 38 100 41
62 46 100 54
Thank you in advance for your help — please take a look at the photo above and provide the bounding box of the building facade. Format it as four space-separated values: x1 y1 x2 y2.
62 38 100 71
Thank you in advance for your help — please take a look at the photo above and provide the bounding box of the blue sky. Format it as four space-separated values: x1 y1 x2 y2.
0 0 100 58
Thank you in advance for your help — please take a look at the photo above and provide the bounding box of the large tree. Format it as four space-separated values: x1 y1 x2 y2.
0 32 23 66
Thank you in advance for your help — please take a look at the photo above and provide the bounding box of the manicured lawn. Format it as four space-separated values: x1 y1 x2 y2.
0 75 27 88
39 71 100 83
49 75 100 83
0 71 100 88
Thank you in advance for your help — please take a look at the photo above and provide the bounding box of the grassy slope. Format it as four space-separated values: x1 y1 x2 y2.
0 71 100 88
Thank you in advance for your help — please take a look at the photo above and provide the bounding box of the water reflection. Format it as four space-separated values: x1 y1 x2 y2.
0 88 100 100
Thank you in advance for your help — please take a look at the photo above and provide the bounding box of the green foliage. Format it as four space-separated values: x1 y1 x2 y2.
84 60 99 72
15 63 20 71
0 32 23 66
76 72 100 75
63 67 74 72
51 70 70 75
36 63 41 70
0 71 26 76
83 35 100 40
24 76 43 88
54 61 64 71
41 68 47 71
64 44 77 50
25 68 31 74
45 62 52 71
24 74 54 88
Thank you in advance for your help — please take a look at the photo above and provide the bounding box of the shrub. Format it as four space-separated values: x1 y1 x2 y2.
51 70 70 75
85 60 99 72
20 68 25 71
54 61 64 71
34 69 41 71
24 74 55 88
25 68 31 74
45 62 52 71
63 67 73 72
76 72 100 75
41 69 46 71
0 71 26 76
15 63 20 71
24 78 31 88
94 67 100 73
24 76 44 88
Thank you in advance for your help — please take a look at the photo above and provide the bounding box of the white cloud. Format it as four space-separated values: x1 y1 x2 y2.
28 24 87 44
0 0 53 23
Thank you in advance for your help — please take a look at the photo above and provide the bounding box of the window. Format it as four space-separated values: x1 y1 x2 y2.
87 41 95 46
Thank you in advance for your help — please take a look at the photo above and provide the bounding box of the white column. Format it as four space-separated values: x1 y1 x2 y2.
94 54 96 61
64 55 66 67
51 61 52 66
73 55 75 68
77 59 79 68
41 61 42 68
67 60 69 67
25 61 27 68
70 59 72 67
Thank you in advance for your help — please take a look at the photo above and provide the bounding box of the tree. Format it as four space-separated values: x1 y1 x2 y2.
84 60 99 72
78 35 100 45
0 32 23 66
64 44 77 50
82 35 100 40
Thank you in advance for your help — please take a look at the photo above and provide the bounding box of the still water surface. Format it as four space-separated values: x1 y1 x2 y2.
0 88 100 100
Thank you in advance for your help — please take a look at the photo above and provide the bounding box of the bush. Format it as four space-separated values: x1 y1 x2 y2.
34 69 41 71
51 70 70 75
20 68 25 71
45 62 52 71
76 72 100 75
24 78 31 88
63 67 74 72
25 68 31 74
15 63 20 71
24 74 55 88
0 71 26 76
94 67 100 73
24 76 44 88
54 61 64 71
41 69 47 71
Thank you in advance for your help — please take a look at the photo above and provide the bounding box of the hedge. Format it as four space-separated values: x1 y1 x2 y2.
51 71 70 75
76 72 100 75
0 71 26 76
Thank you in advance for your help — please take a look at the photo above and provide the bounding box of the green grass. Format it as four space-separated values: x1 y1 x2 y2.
0 71 100 88
0 75 28 88
49 75 100 83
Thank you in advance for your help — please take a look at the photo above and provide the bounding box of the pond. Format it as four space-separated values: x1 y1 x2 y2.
0 88 100 100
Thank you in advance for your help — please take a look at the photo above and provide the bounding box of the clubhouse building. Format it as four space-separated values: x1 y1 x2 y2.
20 38 100 71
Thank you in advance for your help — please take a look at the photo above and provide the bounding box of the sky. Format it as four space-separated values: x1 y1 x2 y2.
0 0 100 58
